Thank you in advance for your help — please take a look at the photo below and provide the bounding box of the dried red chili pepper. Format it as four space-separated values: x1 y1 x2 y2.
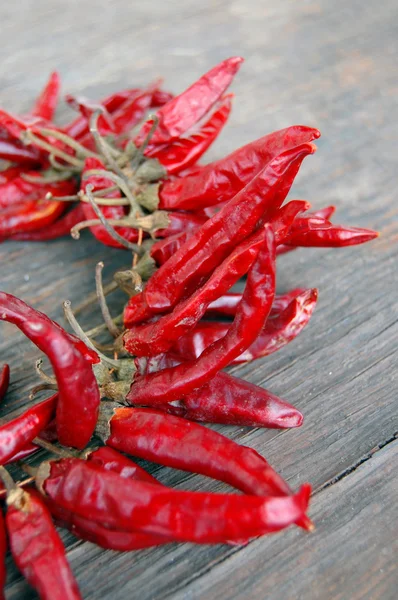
0 365 10 403
0 137 41 165
0 293 100 449
146 94 233 174
0 395 56 465
125 227 269 351
135 57 243 147
31 72 61 121
3 483 82 600
0 199 66 238
142 142 314 313
156 211 207 238
284 220 378 247
86 446 161 486
0 172 76 210
205 288 306 318
2 418 58 467
149 231 188 266
157 125 320 211
171 288 318 364
127 226 276 405
37 458 311 542
9 204 86 241
0 509 5 600
163 372 303 429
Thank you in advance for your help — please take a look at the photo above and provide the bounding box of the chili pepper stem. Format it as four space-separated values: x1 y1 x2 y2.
74 281 118 316
0 466 17 494
29 383 58 400
89 110 126 178
35 359 57 385
32 437 77 458
95 262 121 338
131 114 159 170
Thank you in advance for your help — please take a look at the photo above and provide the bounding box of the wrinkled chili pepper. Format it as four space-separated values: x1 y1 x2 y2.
127 225 276 405
3 485 82 600
170 288 318 364
0 293 100 449
124 226 270 351
0 172 76 210
37 458 311 542
284 219 378 247
31 72 61 122
3 417 58 467
135 57 243 147
147 94 233 175
163 371 303 429
205 288 306 318
157 125 320 211
9 204 86 241
0 395 56 465
0 137 41 165
0 365 10 403
0 509 5 600
86 446 161 486
142 142 314 313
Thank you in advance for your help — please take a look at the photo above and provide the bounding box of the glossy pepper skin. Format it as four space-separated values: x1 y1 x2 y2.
127 226 276 405
0 365 10 403
142 143 315 313
124 227 270 351
205 287 307 318
97 404 292 498
161 372 303 429
9 204 86 242
86 446 161 486
135 57 243 147
0 395 56 465
37 458 311 543
5 489 82 600
158 125 320 211
146 94 233 175
0 293 100 449
170 288 318 364
0 510 5 600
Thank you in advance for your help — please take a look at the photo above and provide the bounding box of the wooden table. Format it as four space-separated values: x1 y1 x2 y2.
1 1 397 598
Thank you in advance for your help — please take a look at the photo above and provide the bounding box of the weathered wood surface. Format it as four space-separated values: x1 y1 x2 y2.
1 0 397 598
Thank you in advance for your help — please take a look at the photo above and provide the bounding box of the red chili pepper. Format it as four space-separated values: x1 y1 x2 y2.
37 458 311 542
0 293 100 449
0 509 6 600
163 371 303 429
0 173 76 210
2 418 58 467
124 227 270 353
143 142 315 313
0 365 10 403
31 72 61 122
0 137 41 165
127 226 276 405
205 287 307 318
4 487 82 599
9 204 86 241
0 165 27 186
158 126 320 211
96 404 292 497
147 94 233 174
149 231 188 266
0 199 66 238
0 395 56 465
155 211 207 238
284 220 378 247
135 57 243 147
86 446 161 486
171 288 318 364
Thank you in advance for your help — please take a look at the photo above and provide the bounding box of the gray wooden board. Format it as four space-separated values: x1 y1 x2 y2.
0 0 397 598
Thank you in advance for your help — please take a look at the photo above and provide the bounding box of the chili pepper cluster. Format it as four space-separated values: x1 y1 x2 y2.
0 57 378 599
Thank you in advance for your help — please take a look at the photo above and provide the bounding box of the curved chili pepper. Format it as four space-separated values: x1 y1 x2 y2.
124 227 269 353
0 365 10 403
127 225 276 405
0 293 100 449
205 288 307 318
156 211 207 238
5 488 82 599
37 458 311 542
0 199 66 238
97 404 301 492
0 395 56 465
164 372 303 429
147 94 233 174
9 204 86 241
0 510 5 600
158 125 320 211
0 138 41 164
31 71 61 121
143 142 315 312
171 288 318 364
149 231 188 266
135 57 243 147
0 174 76 210
284 221 378 247
87 446 161 486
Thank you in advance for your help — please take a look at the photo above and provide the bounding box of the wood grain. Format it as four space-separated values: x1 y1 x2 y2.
1 0 397 598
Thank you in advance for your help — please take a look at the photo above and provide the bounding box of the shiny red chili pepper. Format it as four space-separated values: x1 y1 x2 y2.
142 142 314 313
127 226 276 405
0 166 27 185
171 288 318 364
135 57 243 147
156 211 207 238
0 131 42 165
37 458 311 542
86 446 161 486
2 418 58 467
163 371 303 429
0 173 76 210
0 293 100 449
284 219 378 247
31 72 61 121
205 287 306 318
97 403 301 492
146 94 232 174
0 395 56 465
149 231 188 266
124 227 269 351
0 510 5 600
158 125 320 211
0 365 10 403
4 487 82 599
9 204 86 241
0 199 66 238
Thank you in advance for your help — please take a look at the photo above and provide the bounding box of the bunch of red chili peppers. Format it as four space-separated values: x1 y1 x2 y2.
0 57 378 599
